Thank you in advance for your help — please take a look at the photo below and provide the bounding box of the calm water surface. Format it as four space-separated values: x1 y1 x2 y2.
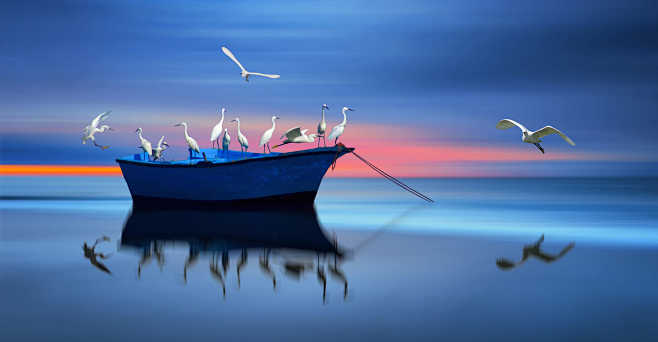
1 177 657 341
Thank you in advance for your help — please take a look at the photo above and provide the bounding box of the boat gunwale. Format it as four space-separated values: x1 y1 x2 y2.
115 146 353 169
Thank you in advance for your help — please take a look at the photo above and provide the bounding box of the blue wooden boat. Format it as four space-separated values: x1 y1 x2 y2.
116 146 353 206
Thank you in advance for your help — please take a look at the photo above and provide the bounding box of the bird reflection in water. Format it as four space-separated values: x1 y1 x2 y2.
137 241 164 278
259 249 277 290
316 254 327 303
236 249 247 288
183 247 199 283
497 234 575 270
328 253 348 299
210 253 226 297
82 236 112 275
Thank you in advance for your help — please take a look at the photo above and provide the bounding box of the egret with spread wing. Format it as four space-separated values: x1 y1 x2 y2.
152 136 169 161
327 107 354 145
210 107 226 149
273 127 317 148
221 46 280 82
259 115 280 153
496 119 575 154
82 111 112 150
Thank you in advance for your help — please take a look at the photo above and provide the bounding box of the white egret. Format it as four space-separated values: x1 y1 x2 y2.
135 128 152 160
327 107 355 145
317 104 329 147
496 119 575 154
221 46 280 82
273 127 317 148
152 136 169 161
210 107 226 149
259 115 280 153
82 111 112 150
222 128 230 158
174 122 201 158
230 117 249 155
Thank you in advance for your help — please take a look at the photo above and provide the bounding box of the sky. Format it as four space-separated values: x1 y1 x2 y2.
1 0 657 177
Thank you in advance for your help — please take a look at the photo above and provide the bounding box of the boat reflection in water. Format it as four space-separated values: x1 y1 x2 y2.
120 204 348 301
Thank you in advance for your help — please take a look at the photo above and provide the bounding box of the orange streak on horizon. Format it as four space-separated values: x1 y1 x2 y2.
0 165 122 176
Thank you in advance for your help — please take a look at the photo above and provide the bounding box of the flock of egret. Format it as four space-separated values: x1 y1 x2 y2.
81 45 577 159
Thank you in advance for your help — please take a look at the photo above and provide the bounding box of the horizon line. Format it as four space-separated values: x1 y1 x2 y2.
1 164 656 178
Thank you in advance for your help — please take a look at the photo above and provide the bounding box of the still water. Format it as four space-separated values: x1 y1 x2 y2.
1 177 658 341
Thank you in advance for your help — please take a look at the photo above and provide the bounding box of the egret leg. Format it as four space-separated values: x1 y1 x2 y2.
263 145 266 154
267 143 272 153
334 138 338 145
534 143 545 154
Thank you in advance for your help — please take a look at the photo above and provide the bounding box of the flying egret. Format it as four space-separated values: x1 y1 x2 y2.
317 104 329 147
135 128 153 160
174 122 200 158
82 111 112 150
221 46 280 82
496 119 575 154
210 107 226 149
259 115 280 153
152 136 169 161
327 107 355 145
230 117 249 155
222 128 231 158
273 127 317 148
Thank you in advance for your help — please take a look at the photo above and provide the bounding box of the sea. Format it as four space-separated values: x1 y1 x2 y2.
1 177 657 341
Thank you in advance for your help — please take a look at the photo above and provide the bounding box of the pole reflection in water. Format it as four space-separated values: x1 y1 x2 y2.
82 236 112 275
119 204 348 301
496 234 575 270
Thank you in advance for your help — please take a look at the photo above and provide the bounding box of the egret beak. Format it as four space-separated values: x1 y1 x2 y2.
275 116 280 120
348 108 355 111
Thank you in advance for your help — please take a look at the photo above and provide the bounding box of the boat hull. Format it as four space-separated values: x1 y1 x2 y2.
117 147 351 205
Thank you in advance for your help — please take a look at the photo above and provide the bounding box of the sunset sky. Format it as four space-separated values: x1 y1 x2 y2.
1 0 657 177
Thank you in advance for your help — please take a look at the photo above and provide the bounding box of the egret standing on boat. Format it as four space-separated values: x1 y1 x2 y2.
152 136 169 161
231 117 249 155
210 107 226 149
222 128 230 158
259 115 280 153
496 118 575 154
221 46 280 82
317 104 329 147
327 107 355 145
174 122 201 158
135 128 153 160
82 111 113 150
273 127 317 148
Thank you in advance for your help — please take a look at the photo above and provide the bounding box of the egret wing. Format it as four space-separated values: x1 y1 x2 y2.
327 125 342 140
496 119 527 132
157 136 165 148
91 111 111 128
534 126 575 146
247 72 280 79
221 46 246 72
282 127 302 140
